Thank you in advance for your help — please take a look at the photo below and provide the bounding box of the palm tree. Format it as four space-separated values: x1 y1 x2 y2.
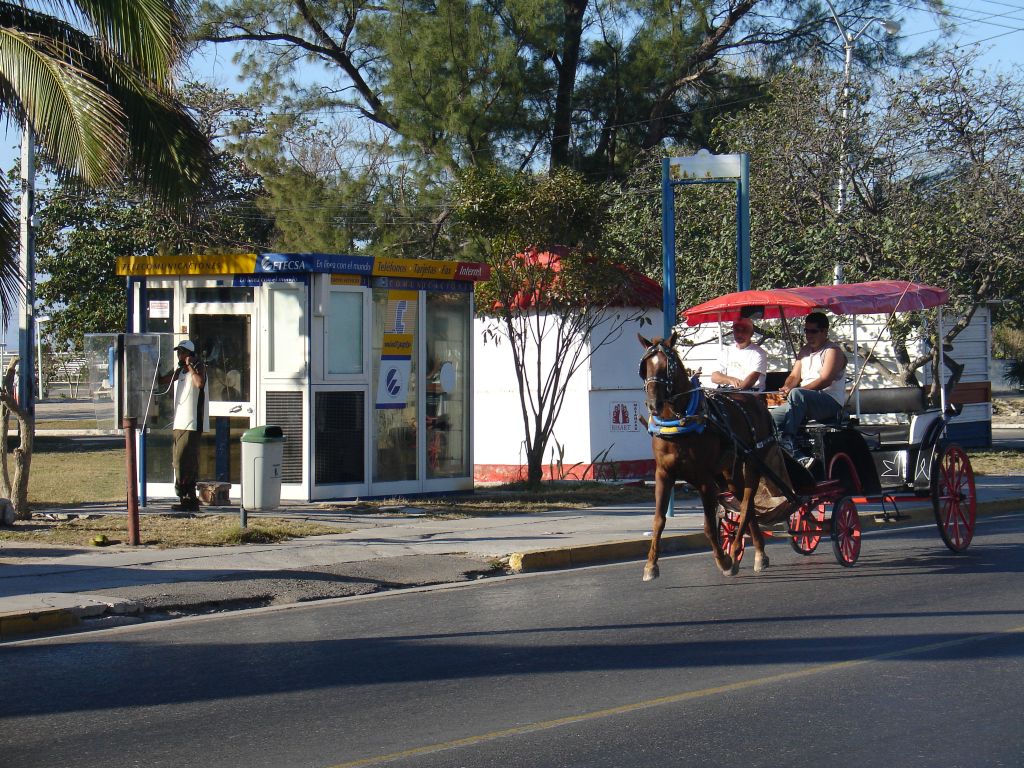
0 0 211 318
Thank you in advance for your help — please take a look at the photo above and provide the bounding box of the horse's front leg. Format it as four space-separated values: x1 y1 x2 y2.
734 481 769 573
744 488 769 573
728 459 770 574
644 473 673 581
698 483 734 576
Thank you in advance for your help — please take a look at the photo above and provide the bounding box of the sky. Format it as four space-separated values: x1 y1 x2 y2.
3 3 1024 352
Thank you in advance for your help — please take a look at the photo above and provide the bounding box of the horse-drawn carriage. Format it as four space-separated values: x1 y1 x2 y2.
638 280 977 579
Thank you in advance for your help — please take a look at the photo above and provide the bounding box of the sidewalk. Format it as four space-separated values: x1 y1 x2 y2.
2 475 1022 640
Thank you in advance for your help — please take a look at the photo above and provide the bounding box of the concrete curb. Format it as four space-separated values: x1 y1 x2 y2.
506 498 1022 574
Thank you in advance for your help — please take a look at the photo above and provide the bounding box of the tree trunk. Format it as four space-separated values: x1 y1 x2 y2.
1 357 33 521
549 0 587 170
526 444 545 488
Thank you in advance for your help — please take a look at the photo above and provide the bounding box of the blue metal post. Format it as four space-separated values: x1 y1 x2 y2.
661 158 676 339
736 153 751 290
661 159 677 517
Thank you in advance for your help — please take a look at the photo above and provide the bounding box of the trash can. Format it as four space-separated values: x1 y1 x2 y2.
240 426 285 511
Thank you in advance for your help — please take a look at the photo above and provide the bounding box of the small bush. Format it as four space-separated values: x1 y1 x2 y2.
1006 359 1024 390
993 324 1024 359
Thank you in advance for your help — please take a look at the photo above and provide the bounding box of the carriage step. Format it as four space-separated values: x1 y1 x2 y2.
873 513 907 523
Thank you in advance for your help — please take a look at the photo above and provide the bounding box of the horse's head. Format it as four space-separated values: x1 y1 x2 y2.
637 331 693 417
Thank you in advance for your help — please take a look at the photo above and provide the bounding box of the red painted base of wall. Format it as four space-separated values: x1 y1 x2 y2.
474 459 655 484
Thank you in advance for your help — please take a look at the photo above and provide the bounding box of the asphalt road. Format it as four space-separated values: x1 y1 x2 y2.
2 513 1022 768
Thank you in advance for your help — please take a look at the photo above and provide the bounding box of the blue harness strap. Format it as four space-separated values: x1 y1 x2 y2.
648 376 706 437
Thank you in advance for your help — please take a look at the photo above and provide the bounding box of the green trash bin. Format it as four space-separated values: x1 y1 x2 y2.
241 426 286 511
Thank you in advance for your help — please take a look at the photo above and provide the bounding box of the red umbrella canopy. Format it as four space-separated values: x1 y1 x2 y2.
682 280 949 326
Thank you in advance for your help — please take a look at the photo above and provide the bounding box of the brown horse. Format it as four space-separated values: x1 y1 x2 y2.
638 332 779 580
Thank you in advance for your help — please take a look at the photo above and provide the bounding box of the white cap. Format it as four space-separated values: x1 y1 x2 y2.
174 340 196 354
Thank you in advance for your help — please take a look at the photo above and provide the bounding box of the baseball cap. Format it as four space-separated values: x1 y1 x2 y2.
174 340 196 354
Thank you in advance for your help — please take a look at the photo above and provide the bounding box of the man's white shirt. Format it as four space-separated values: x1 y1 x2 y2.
715 343 767 391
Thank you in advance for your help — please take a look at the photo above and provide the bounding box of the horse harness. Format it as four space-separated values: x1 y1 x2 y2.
640 343 776 457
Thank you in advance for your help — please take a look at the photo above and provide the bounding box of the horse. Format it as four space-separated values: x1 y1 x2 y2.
638 331 782 580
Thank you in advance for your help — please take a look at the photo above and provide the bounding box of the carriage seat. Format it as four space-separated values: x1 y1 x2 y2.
848 385 929 416
802 386 930 439
845 386 932 449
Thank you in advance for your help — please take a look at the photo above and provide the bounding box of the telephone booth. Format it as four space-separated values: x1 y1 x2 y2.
117 253 489 501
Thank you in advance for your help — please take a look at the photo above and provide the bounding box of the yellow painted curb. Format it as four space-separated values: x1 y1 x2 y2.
0 608 78 641
508 532 708 574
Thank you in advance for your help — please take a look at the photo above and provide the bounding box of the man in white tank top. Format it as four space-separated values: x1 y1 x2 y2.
171 340 209 511
772 311 848 467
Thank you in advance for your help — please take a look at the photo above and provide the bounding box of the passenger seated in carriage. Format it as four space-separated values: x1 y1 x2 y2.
709 316 768 391
773 311 848 467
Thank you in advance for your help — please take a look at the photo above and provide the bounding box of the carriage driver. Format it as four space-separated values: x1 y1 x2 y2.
773 311 848 468
710 316 767 391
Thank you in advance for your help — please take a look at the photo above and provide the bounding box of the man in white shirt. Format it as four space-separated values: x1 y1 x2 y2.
710 317 767 391
171 340 209 511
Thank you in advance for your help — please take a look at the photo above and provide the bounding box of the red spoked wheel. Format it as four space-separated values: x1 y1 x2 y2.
931 444 976 553
830 496 861 567
790 502 826 555
718 507 745 563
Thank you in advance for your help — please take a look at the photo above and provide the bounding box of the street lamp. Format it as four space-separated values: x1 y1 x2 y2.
822 0 900 283
36 315 49 400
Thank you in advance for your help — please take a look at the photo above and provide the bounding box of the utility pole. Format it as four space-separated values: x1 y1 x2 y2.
822 0 899 284
19 121 35 417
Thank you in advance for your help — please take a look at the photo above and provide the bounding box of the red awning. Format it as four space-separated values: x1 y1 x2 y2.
682 280 949 326
502 247 662 310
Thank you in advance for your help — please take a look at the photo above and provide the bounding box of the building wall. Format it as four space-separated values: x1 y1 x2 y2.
474 310 662 480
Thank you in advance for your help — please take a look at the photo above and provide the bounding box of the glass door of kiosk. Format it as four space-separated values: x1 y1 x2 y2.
185 286 257 490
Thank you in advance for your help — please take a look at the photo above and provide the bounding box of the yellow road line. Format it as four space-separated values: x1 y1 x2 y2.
327 624 1024 768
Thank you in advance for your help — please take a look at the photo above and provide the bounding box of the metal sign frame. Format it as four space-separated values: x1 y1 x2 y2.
661 150 750 337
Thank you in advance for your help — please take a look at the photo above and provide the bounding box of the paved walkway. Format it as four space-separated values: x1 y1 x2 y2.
2 475 1021 640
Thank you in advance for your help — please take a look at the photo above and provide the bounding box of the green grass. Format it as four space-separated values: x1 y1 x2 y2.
36 419 100 430
0 514 343 548
25 435 125 505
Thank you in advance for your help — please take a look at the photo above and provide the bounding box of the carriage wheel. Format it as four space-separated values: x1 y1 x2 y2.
790 502 825 555
931 444 976 553
830 496 861 567
717 508 745 563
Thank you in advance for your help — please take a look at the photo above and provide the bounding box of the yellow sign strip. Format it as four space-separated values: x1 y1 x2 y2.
117 253 257 276
373 258 458 279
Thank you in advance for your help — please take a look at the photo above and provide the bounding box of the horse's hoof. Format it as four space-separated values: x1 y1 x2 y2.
718 555 734 575
643 564 659 582
729 560 740 576
754 552 769 573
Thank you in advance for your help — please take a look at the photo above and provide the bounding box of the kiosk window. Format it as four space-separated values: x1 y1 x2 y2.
327 291 363 375
268 285 305 375
426 291 470 478
186 287 253 304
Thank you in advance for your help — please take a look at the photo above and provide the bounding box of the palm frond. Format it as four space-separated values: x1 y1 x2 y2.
0 27 125 185
53 0 190 84
0 174 23 326
105 55 211 205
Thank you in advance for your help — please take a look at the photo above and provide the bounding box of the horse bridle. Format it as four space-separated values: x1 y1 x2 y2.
639 342 697 416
